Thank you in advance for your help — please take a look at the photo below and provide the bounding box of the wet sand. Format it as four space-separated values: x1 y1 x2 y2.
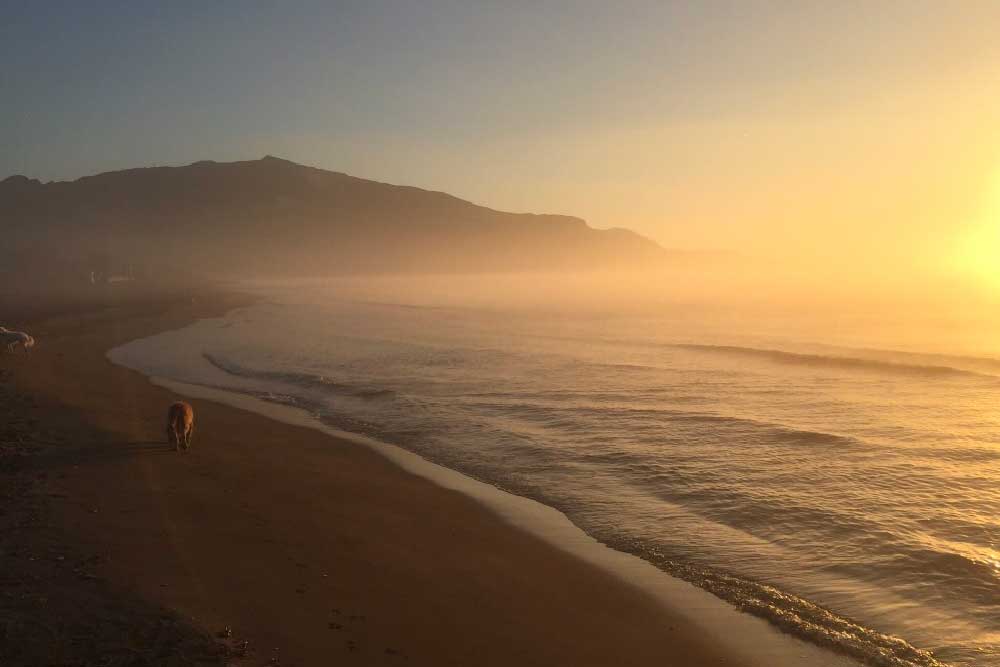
3 288 790 666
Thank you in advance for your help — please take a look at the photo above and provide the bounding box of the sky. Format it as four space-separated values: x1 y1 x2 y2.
4 1 1000 298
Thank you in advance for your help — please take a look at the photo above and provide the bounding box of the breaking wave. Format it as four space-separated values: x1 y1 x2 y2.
674 344 999 380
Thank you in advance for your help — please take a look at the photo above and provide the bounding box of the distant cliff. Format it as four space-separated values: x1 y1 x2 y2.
0 156 672 281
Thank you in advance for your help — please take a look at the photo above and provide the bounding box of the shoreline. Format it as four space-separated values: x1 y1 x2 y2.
148 376 857 667
4 287 853 666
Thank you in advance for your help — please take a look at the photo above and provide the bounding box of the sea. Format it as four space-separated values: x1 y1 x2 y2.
110 278 1000 667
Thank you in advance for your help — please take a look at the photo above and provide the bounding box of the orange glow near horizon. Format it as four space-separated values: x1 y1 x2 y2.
6 3 1000 322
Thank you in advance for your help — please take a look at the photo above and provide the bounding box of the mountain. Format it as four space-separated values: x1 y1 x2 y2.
0 156 671 282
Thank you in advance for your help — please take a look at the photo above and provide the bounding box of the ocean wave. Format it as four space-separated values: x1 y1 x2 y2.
203 352 396 401
673 344 998 380
616 540 949 667
468 399 868 450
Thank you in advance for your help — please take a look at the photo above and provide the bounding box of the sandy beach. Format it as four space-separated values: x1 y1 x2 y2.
0 287 770 666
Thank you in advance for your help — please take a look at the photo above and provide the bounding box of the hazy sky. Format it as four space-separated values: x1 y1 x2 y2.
4 1 1000 292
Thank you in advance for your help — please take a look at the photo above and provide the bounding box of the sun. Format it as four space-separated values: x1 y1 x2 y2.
954 223 1000 286
952 172 1000 289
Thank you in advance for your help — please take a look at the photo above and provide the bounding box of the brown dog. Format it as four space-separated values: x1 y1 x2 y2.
166 402 195 452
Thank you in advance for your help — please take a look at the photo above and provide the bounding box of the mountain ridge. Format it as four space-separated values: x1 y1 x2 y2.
1 156 672 280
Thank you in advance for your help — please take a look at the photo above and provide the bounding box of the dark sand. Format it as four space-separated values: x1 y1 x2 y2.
1 288 755 666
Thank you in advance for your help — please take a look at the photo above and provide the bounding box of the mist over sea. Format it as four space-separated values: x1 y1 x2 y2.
113 280 1000 667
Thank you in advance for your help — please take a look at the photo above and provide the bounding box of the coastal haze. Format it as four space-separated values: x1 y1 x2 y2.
3 2 1000 667
0 156 669 280
4 155 999 355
